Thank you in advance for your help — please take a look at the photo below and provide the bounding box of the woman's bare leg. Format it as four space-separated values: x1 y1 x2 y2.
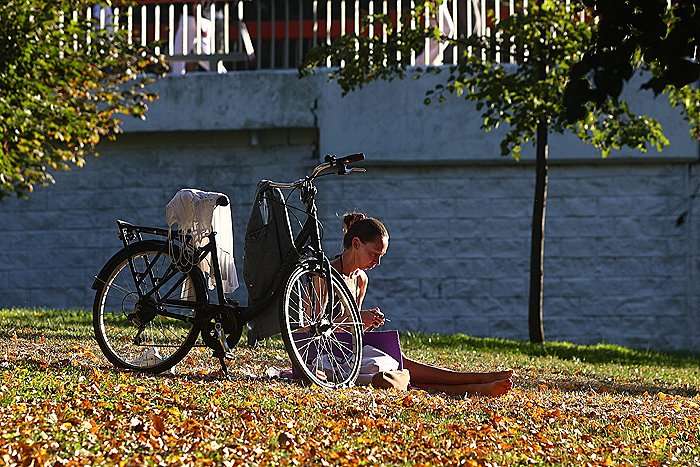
402 355 512 385
413 379 513 397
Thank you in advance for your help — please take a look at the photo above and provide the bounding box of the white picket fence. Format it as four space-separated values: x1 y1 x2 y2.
87 0 584 72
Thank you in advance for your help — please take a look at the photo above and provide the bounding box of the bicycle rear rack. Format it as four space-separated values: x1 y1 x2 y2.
116 220 188 249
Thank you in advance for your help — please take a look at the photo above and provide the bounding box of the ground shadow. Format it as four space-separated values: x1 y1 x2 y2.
11 355 307 391
401 333 700 369
553 378 698 397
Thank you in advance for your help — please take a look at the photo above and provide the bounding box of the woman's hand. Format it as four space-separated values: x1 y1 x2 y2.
360 307 385 331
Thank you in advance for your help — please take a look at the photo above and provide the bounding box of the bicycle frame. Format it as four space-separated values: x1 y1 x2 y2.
260 173 340 297
92 153 366 379
113 202 317 316
114 220 222 311
110 153 364 328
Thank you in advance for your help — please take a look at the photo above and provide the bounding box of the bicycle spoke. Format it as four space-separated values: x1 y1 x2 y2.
290 285 313 326
310 275 326 322
297 285 314 319
300 339 315 368
328 339 354 368
330 321 364 334
97 247 198 370
327 336 355 357
98 279 135 297
296 336 320 356
283 263 364 388
324 336 348 381
290 331 316 342
313 339 322 377
318 336 337 381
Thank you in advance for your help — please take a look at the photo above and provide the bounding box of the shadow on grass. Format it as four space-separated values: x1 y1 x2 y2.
12 354 309 390
401 333 700 369
535 374 699 397
12 355 698 399
6 344 697 400
0 328 94 342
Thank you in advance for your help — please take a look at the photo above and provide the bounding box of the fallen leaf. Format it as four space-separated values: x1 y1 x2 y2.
150 414 165 434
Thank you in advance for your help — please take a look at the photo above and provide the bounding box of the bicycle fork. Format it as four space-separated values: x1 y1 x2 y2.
304 190 335 326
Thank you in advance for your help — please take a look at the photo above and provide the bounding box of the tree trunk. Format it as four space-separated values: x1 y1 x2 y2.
528 120 548 343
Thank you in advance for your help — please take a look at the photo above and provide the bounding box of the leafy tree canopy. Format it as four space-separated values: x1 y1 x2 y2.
0 0 165 198
566 0 700 138
300 0 696 344
301 0 695 159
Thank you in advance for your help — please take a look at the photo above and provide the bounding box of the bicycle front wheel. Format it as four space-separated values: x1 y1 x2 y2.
280 260 363 388
93 240 206 373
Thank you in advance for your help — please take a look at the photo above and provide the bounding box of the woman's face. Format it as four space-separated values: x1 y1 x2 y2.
352 235 389 270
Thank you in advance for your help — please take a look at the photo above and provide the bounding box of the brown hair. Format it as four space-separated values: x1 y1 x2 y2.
342 211 389 249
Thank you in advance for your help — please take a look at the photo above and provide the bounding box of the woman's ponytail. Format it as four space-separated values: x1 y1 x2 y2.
341 211 388 248
342 212 367 234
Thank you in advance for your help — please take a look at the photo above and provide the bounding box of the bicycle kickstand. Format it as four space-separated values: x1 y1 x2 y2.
214 322 233 377
217 354 228 376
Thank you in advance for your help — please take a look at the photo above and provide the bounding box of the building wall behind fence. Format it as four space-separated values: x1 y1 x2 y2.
1 71 698 351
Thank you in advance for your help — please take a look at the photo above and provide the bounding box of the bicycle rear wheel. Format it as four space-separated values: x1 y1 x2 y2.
280 260 363 388
92 240 207 373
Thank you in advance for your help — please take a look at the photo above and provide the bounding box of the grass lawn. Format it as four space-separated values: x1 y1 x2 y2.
0 308 698 465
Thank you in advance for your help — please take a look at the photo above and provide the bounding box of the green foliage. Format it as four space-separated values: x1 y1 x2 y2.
664 81 700 141
301 0 673 160
568 0 700 134
0 0 166 199
300 0 435 93
448 1 669 158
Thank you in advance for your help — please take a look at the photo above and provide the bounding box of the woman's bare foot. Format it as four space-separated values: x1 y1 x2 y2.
457 369 514 384
484 369 513 383
414 378 514 397
464 378 513 397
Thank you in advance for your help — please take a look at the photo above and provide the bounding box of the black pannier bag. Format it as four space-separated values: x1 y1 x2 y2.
243 182 300 344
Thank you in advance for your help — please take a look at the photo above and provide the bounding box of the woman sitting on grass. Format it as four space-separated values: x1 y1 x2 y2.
332 212 513 397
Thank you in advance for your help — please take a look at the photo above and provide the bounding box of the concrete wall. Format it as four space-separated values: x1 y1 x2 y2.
2 70 698 350
321 163 694 350
0 129 317 309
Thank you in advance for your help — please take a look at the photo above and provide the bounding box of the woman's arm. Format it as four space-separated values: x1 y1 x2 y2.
356 270 368 310
357 272 385 330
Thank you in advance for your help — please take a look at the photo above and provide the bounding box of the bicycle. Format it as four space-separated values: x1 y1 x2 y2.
91 153 367 389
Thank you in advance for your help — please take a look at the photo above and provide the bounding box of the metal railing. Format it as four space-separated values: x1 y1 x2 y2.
89 0 577 73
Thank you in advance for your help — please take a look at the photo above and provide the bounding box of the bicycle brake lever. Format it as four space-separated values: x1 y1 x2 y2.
337 165 367 175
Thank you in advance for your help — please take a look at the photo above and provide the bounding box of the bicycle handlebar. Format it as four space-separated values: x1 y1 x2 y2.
264 153 366 189
337 153 365 165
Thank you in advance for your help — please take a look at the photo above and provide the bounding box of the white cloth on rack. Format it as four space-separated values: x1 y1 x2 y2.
166 188 239 293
